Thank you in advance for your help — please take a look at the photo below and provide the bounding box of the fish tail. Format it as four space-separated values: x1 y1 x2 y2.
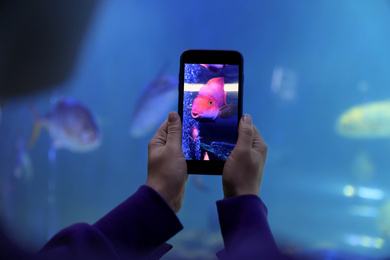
218 104 238 119
28 121 43 148
27 104 44 148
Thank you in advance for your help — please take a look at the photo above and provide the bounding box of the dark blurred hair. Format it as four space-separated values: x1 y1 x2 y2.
0 0 98 97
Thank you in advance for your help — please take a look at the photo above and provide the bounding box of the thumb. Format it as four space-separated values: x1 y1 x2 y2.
236 114 254 148
148 120 168 148
166 111 182 147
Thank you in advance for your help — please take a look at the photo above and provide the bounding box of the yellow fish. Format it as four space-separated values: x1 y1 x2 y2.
337 100 390 138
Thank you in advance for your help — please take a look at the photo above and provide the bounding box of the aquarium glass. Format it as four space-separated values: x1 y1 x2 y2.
1 0 390 259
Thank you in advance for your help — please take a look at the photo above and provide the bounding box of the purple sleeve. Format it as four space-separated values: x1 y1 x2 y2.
39 185 183 260
216 195 281 259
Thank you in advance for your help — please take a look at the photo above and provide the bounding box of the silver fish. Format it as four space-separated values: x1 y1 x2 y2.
129 70 178 138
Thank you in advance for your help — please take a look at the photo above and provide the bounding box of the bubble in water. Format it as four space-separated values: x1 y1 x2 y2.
184 64 201 84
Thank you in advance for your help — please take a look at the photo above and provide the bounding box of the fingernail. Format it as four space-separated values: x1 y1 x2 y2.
243 114 252 124
168 112 180 122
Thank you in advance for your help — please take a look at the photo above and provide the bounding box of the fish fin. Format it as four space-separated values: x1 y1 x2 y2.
219 104 229 109
207 77 224 85
187 106 192 109
218 104 237 119
27 104 47 148
28 121 43 148
224 91 227 105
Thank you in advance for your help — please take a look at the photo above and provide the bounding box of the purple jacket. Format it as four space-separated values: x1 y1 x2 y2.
35 185 282 259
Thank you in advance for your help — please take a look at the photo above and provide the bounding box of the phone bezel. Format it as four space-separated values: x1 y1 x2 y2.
178 49 243 175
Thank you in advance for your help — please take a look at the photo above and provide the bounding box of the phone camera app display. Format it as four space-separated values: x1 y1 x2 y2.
182 63 239 161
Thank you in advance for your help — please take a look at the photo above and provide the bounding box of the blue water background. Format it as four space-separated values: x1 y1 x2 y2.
1 1 390 259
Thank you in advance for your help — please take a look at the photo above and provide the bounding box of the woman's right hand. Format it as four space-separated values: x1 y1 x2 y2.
222 114 268 198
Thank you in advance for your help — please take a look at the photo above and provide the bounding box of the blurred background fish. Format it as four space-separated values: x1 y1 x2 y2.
129 67 178 138
189 175 208 192
336 100 390 138
13 138 33 182
29 98 101 153
271 66 298 102
3 1 390 258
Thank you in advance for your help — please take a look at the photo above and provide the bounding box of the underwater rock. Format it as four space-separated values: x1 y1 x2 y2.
200 141 235 160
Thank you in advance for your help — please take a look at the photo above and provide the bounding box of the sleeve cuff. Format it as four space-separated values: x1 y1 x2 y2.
216 195 279 258
93 185 183 258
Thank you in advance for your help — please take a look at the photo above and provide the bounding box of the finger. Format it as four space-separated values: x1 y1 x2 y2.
236 114 254 149
149 119 168 148
166 111 182 148
252 125 268 157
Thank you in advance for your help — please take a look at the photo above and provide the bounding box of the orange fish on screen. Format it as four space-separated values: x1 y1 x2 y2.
190 77 236 121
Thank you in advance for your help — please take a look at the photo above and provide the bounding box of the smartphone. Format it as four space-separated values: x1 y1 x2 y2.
178 50 243 175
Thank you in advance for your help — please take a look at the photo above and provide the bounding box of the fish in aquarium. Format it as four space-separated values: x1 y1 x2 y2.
29 98 101 152
204 151 209 160
189 77 237 121
200 64 228 73
336 100 390 138
129 69 178 138
189 125 201 142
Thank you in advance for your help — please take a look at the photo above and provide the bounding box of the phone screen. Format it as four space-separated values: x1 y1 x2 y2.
182 63 240 162
179 50 243 175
